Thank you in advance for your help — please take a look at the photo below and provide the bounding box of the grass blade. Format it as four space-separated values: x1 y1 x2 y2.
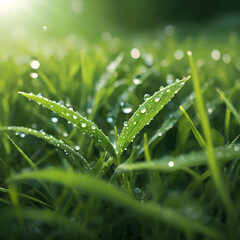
18 92 117 159
92 54 124 115
37 70 58 97
217 88 240 126
1 126 90 169
5 133 37 171
8 169 221 239
115 144 240 175
179 106 206 148
0 187 53 209
188 51 234 217
117 76 190 155
134 90 197 159
90 152 107 177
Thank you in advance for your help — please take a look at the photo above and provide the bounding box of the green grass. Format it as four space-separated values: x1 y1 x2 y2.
0 30 240 240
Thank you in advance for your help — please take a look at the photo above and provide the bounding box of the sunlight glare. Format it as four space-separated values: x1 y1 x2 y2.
0 0 29 15
0 0 21 11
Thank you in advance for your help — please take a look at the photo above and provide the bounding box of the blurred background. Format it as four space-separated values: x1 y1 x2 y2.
0 0 240 41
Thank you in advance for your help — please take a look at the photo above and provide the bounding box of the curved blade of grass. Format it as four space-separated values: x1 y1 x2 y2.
115 144 240 175
37 70 58 97
149 90 196 146
92 54 124 115
117 76 190 155
179 106 206 148
1 126 90 170
90 152 107 177
217 88 240 126
18 92 117 159
0 187 53 209
5 133 37 171
8 169 221 239
188 51 234 217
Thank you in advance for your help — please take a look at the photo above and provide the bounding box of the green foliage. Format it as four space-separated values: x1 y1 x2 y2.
117 76 190 155
0 31 240 240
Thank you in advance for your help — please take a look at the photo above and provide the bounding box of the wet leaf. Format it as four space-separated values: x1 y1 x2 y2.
117 76 190 155
18 92 117 159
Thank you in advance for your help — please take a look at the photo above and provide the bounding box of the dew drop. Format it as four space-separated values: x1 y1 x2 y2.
158 132 163 137
75 145 80 151
30 72 38 79
133 78 142 85
63 132 68 137
30 60 40 69
222 54 231 64
123 121 128 127
122 106 132 114
51 117 58 123
130 48 140 59
207 108 213 114
91 125 96 130
73 115 77 120
144 94 151 101
211 49 221 61
20 133 26 138
234 146 239 151
166 89 170 92
168 161 174 167
81 123 87 128
107 117 114 123
174 49 184 60
154 96 160 102
140 106 146 113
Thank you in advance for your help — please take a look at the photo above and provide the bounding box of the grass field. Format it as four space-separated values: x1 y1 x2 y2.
0 26 240 239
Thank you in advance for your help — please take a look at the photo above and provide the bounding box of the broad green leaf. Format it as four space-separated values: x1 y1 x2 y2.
217 88 240 126
18 92 117 159
117 76 191 155
1 126 90 169
8 169 220 239
115 144 240 175
135 90 196 159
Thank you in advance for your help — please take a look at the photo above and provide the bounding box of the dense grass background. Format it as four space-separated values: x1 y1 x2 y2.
1 1 240 239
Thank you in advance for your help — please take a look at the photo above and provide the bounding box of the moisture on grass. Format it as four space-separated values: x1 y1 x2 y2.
0 29 240 240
